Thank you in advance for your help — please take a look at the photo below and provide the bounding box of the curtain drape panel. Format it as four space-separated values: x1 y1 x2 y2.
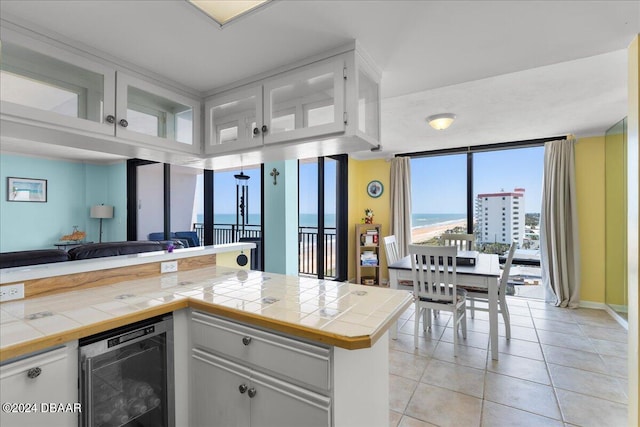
540 139 581 308
390 157 412 258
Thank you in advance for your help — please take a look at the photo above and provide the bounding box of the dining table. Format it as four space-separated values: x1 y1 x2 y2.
388 252 502 360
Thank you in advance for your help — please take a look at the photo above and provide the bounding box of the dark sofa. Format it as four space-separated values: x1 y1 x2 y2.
0 240 177 268
0 249 70 269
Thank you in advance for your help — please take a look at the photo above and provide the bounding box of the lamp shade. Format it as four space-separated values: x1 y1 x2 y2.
90 205 114 219
426 113 456 130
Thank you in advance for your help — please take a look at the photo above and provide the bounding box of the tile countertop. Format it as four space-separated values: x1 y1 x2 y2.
0 265 413 361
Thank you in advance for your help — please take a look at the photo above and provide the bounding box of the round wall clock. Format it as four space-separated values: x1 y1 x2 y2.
367 180 383 198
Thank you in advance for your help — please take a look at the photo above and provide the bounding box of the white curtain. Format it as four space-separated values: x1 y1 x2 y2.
389 157 412 258
540 138 581 308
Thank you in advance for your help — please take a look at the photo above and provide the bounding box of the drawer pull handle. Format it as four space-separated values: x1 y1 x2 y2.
242 336 252 346
27 367 41 379
238 384 248 394
248 388 257 398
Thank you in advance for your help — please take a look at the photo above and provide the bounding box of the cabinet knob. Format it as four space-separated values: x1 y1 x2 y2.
242 336 252 346
261 125 268 134
253 127 260 135
27 367 41 379
247 388 257 398
119 119 129 128
105 115 116 124
238 384 248 394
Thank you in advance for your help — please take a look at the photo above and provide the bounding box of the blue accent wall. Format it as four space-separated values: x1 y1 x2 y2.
0 154 127 252
263 160 298 275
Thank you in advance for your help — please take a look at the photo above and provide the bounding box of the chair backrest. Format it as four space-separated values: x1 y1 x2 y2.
440 233 475 251
408 244 457 303
499 242 517 296
174 231 200 247
148 232 166 241
383 235 401 265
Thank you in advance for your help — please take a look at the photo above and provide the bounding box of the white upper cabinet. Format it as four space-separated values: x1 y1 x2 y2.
205 85 262 154
0 35 116 136
262 57 345 145
205 56 347 155
204 47 379 160
1 28 201 155
116 73 201 154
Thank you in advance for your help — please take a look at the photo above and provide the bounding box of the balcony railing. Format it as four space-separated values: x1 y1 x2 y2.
193 223 337 279
299 226 337 279
193 223 262 245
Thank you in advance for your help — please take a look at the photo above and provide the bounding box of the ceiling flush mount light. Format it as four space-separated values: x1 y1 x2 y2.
426 113 456 130
188 0 271 28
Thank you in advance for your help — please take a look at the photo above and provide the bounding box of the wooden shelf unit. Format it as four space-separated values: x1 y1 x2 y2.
355 223 381 286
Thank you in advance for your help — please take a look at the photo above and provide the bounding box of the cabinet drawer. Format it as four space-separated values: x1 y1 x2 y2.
191 311 331 391
0 344 78 426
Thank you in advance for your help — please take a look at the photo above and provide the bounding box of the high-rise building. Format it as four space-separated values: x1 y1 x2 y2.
475 188 525 246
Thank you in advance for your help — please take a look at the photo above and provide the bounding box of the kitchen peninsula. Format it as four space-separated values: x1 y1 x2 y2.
0 245 412 427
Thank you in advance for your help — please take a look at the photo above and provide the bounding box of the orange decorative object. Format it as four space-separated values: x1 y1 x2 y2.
61 230 86 242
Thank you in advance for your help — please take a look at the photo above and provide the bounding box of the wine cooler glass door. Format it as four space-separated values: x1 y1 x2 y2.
80 317 174 427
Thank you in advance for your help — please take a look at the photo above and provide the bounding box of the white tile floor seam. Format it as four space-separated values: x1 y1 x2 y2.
389 297 628 427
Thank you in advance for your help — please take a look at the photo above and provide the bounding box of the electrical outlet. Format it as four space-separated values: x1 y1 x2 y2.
0 283 25 302
160 261 178 274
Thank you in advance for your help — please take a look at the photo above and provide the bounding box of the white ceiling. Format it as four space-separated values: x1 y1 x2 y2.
0 0 638 162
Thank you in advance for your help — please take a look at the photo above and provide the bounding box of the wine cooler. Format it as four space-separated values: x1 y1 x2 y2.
79 315 174 427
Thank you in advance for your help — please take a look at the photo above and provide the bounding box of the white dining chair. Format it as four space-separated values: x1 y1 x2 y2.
408 244 467 355
440 233 475 251
460 241 517 339
384 235 413 287
383 235 401 265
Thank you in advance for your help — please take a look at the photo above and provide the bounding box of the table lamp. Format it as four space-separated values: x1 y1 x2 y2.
90 204 114 243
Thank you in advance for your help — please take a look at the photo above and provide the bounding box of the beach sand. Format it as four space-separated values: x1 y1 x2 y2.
411 219 467 243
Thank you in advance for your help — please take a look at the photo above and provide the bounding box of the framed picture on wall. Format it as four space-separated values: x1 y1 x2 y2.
367 180 383 198
7 177 47 202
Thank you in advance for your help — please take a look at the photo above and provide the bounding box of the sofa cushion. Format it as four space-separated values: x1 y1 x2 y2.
0 249 70 268
68 241 164 260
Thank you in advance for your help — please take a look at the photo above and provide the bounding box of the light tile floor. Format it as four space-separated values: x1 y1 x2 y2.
389 297 628 427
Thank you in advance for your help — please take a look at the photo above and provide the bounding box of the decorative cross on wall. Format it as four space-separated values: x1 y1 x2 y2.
270 168 280 185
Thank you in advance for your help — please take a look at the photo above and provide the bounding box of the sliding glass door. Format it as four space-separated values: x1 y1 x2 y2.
298 156 346 280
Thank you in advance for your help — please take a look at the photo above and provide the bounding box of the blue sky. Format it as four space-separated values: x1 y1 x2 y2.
213 167 262 214
410 146 544 214
208 161 337 216
205 147 542 217
299 159 337 215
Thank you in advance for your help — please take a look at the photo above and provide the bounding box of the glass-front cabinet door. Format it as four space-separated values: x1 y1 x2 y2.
116 73 201 153
356 60 380 144
0 37 115 135
205 85 262 154
262 57 346 145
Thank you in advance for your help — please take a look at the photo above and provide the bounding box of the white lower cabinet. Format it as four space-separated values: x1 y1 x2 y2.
0 341 79 427
190 311 332 427
192 350 330 427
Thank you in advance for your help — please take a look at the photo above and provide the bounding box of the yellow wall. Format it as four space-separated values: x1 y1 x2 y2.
347 158 391 283
575 136 606 303
626 33 639 427
605 125 628 306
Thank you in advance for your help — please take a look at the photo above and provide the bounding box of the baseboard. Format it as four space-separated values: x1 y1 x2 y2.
578 300 629 329
603 305 629 330
578 300 606 309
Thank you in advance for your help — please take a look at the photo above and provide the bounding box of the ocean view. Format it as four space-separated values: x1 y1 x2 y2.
412 213 466 229
198 213 464 229
199 213 336 228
